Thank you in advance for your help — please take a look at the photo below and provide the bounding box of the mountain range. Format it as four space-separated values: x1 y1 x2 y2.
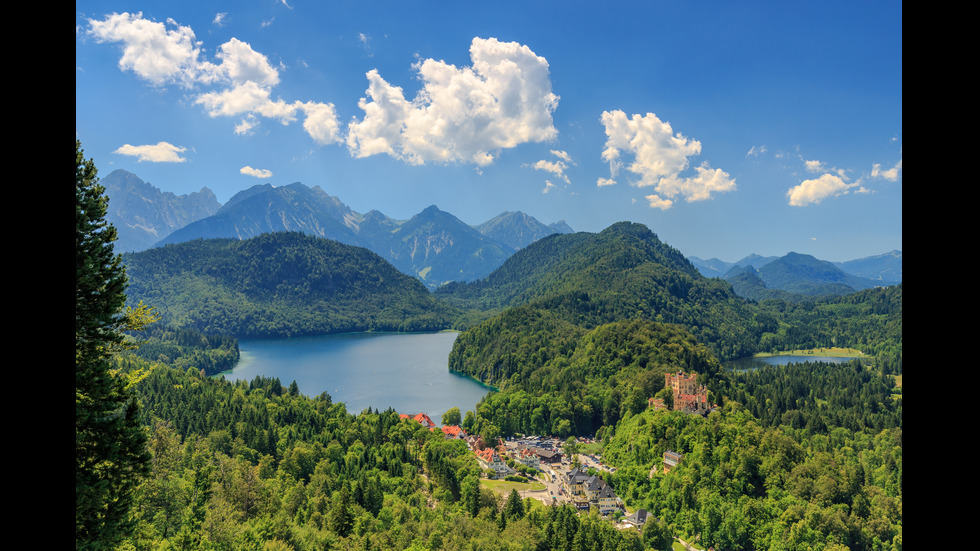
688 249 901 300
104 168 900 297
102 169 221 252
120 219 902 366
103 169 572 289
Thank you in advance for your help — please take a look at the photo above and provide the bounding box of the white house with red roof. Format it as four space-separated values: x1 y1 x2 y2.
474 447 507 474
441 425 467 439
414 412 437 428
515 447 540 469
399 412 438 429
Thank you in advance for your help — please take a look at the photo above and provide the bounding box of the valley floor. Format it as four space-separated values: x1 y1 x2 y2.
753 347 865 358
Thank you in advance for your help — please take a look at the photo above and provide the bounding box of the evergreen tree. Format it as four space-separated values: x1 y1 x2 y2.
76 140 153 550
504 488 525 520
329 481 355 537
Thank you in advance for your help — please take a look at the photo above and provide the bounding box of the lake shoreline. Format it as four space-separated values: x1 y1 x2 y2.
218 330 491 423
449 369 500 393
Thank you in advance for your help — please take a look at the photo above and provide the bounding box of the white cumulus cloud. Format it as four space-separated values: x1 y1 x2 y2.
804 159 825 173
87 12 343 145
530 159 570 182
550 149 572 162
786 173 855 206
645 194 673 209
235 115 258 135
346 37 560 166
240 166 273 178
300 102 343 145
212 37 280 88
599 110 735 209
656 162 736 202
872 159 902 181
526 149 575 186
113 141 188 162
88 12 207 88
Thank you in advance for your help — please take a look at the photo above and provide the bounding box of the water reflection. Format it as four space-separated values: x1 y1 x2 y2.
225 331 493 423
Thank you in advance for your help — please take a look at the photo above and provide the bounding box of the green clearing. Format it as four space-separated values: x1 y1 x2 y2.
753 347 865 358
480 479 546 495
577 442 603 455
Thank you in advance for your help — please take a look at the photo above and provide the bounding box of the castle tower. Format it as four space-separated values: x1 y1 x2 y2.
665 371 712 414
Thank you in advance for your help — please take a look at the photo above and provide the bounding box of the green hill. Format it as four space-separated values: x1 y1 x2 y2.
440 221 761 366
756 251 877 294
460 318 723 437
438 222 702 309
122 232 456 338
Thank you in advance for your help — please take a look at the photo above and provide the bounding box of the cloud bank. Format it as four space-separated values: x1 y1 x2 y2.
346 37 560 166
88 12 342 145
87 15 559 169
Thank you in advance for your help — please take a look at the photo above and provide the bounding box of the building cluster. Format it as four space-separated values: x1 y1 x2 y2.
475 437 567 476
399 412 468 439
397 412 678 528
399 412 538 476
562 466 622 515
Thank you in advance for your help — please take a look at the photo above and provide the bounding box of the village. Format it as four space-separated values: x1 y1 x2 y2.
398 370 715 533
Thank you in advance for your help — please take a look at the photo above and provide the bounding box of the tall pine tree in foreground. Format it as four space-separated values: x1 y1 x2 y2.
76 140 153 550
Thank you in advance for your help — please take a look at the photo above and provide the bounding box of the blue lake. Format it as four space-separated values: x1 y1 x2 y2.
224 331 494 423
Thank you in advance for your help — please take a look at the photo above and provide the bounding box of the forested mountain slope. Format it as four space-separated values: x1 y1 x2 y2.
440 222 763 366
753 252 878 294
123 362 652 550
602 399 901 551
460 319 724 439
122 232 456 338
759 284 903 373
437 222 702 309
442 222 902 379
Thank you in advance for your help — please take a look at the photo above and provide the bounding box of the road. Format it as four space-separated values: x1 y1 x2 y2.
522 466 567 505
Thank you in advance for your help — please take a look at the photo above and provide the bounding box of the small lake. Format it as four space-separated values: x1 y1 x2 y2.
223 331 494 423
725 354 861 371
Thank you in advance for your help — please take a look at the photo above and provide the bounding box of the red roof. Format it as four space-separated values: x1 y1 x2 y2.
441 425 466 438
412 412 436 428
475 447 499 462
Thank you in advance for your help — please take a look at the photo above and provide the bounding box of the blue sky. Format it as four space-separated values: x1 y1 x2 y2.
76 1 902 263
